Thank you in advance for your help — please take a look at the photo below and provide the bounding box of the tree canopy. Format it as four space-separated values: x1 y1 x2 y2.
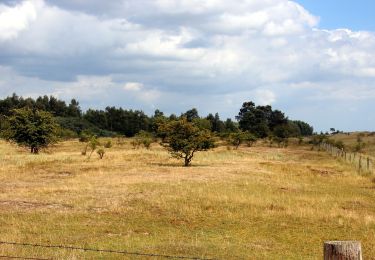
159 118 216 166
0 94 314 140
4 108 59 153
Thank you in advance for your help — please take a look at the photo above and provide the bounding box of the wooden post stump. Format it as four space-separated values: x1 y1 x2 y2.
324 241 362 260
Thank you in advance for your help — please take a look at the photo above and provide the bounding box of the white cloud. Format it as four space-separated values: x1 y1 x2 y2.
0 0 375 131
254 89 276 105
0 0 38 41
124 82 143 91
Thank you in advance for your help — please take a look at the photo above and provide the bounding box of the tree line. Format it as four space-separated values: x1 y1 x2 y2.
0 93 313 138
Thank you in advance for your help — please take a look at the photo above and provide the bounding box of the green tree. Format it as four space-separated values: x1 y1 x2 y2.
182 108 199 122
159 118 215 166
4 108 59 154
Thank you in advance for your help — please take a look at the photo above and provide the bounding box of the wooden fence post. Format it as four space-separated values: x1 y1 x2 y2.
324 241 362 260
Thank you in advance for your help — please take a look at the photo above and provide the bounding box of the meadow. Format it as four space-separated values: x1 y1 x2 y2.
0 139 374 259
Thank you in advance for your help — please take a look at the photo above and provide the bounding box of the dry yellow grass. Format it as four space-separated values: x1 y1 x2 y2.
0 139 374 259
330 132 375 158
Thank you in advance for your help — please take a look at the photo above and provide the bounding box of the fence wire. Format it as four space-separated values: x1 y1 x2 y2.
0 241 217 260
0 256 50 260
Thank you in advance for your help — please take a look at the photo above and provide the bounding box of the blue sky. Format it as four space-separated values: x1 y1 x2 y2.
0 0 374 132
296 0 375 31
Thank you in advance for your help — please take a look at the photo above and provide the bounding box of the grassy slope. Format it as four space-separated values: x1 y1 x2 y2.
0 139 374 259
330 132 375 158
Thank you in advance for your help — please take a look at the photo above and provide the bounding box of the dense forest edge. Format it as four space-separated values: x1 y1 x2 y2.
0 93 313 140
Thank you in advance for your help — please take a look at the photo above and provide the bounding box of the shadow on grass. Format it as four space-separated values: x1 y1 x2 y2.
149 162 211 168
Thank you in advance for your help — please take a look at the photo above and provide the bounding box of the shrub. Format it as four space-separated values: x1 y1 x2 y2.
79 132 90 142
97 148 105 159
88 136 100 158
133 130 153 149
104 140 112 148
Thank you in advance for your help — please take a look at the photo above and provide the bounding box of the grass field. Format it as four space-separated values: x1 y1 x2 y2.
0 139 375 259
329 132 375 158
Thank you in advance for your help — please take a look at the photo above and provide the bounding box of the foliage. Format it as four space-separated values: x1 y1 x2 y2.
182 108 199 122
192 118 212 131
57 128 77 140
354 134 366 152
104 140 112 148
0 93 81 117
97 148 105 159
335 140 345 150
236 102 285 138
309 134 328 150
206 113 225 132
3 108 59 153
228 131 257 149
236 101 314 139
0 94 315 141
87 136 100 158
84 107 149 137
159 118 215 166
132 130 153 149
291 120 314 136
56 117 116 137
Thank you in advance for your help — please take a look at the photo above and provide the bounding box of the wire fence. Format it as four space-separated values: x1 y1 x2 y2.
0 256 50 260
319 143 374 174
0 241 217 260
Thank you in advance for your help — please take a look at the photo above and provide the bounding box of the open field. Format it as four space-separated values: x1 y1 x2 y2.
0 139 375 259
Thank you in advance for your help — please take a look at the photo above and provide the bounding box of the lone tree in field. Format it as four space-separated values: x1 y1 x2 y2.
4 108 58 154
159 118 215 166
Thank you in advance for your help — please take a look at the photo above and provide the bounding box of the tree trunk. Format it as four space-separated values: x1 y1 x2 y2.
184 156 190 167
324 241 362 260
31 146 39 154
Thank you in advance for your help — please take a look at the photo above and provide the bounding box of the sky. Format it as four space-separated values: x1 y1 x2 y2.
0 0 374 132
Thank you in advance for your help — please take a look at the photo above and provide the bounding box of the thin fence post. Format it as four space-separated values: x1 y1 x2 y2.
324 241 362 260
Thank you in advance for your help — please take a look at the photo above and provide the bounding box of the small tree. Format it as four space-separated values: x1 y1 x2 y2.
88 136 100 158
97 148 105 159
4 108 58 153
159 118 215 166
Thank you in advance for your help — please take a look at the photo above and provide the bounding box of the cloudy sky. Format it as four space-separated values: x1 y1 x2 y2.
0 0 374 132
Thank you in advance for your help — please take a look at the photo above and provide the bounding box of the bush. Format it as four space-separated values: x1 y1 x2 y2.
133 130 153 149
228 131 257 149
97 148 105 159
79 132 91 142
104 140 112 148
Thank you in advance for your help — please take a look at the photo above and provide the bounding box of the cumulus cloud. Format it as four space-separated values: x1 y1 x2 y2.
0 0 374 130
0 0 37 41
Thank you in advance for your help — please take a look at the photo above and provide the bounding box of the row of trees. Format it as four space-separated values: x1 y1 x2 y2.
0 93 81 117
0 94 313 139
